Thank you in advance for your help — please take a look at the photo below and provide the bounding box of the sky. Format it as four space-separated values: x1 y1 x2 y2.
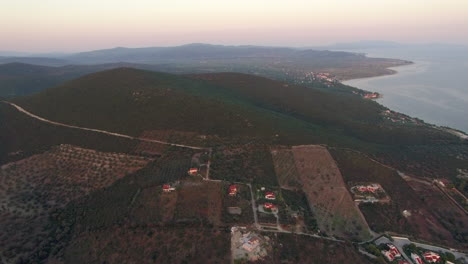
1 0 467 52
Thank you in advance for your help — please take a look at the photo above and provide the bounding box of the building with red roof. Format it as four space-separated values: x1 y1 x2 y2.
188 168 198 175
387 244 401 257
229 185 238 196
423 251 441 263
411 253 423 264
265 192 276 200
263 203 276 210
382 250 396 261
381 244 401 262
162 184 175 192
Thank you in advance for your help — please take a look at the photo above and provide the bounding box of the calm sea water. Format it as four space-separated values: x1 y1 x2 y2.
340 45 468 133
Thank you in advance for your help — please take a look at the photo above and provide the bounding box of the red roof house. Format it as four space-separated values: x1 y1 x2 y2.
265 192 276 200
423 252 441 263
382 250 395 261
264 203 276 210
188 168 198 175
411 253 423 264
229 185 238 196
387 244 401 257
163 184 175 192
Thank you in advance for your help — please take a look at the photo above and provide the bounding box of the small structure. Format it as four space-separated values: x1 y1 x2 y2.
265 192 276 200
228 207 242 215
402 210 412 218
188 168 198 176
423 251 441 263
411 253 424 264
229 185 238 196
162 184 175 193
263 203 276 210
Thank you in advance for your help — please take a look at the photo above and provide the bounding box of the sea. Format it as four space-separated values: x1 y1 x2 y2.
339 45 468 133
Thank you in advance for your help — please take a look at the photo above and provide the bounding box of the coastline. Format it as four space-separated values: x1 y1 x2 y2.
341 60 468 139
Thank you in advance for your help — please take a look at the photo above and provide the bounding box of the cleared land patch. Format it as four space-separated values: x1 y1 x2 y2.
290 145 370 240
174 179 223 226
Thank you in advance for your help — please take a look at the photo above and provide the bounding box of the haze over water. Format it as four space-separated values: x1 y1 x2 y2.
342 45 468 133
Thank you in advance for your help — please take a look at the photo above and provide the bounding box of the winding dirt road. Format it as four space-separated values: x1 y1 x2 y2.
2 101 208 150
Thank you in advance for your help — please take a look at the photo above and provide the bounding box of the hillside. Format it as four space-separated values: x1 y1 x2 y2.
10 68 467 178
12 68 454 144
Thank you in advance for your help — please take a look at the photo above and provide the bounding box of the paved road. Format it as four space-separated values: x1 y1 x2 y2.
375 236 467 263
3 101 208 150
392 236 467 262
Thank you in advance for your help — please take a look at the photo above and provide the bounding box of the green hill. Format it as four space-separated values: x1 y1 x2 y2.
12 68 454 145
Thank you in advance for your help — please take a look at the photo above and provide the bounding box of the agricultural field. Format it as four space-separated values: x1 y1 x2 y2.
330 149 466 249
0 144 151 263
290 145 371 240
61 225 231 264
271 147 301 190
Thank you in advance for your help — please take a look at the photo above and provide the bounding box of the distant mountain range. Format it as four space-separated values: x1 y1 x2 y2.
0 43 410 98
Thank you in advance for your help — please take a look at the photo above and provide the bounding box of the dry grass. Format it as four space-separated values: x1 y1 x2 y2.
174 179 223 226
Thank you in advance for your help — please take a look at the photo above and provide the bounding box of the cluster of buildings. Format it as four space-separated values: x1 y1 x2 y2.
261 190 278 211
363 92 381 99
355 184 381 193
411 251 447 264
299 71 338 86
382 109 421 125
351 183 389 204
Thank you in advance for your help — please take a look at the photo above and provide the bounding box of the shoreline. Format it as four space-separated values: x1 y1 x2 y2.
341 60 468 138
341 60 414 82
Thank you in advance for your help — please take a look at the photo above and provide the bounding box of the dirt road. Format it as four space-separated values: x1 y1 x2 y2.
3 101 208 150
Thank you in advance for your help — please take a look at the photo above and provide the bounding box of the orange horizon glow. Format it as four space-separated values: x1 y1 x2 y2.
1 0 467 52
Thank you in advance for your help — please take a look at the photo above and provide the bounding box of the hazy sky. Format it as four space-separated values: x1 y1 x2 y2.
1 0 467 52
